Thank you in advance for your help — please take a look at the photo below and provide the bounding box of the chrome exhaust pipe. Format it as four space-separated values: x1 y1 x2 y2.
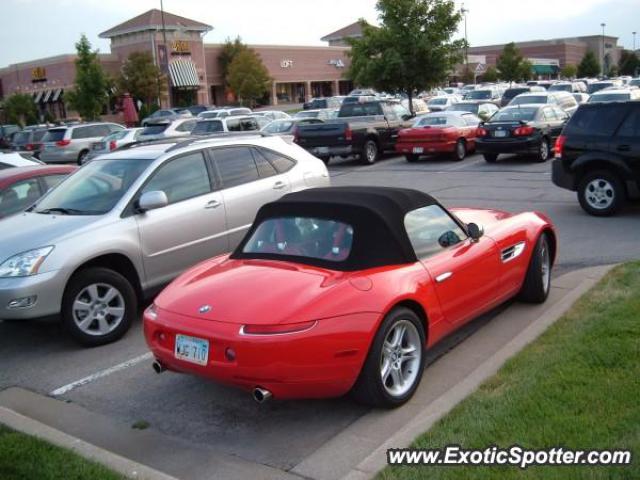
152 360 166 374
253 387 272 403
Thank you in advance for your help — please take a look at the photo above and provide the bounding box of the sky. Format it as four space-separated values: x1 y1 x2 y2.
1 0 638 66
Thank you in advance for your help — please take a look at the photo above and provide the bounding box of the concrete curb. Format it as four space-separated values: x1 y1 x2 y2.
339 264 615 480
0 406 179 480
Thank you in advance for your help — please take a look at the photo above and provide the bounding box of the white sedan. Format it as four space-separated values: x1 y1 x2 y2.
0 152 43 169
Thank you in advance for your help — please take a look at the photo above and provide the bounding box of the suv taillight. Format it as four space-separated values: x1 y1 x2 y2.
554 135 566 158
345 125 353 141
56 139 71 147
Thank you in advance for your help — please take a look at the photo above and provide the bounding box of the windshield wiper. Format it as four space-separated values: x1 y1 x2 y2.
36 207 93 215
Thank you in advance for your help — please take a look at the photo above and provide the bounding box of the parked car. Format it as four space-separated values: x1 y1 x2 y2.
500 86 545 107
198 108 252 119
141 108 192 127
191 116 261 135
548 82 587 94
0 125 22 150
426 96 461 112
184 105 210 116
629 78 640 88
39 123 125 165
250 111 291 121
9 126 50 156
446 101 499 121
509 91 579 116
573 93 591 104
0 151 44 169
295 99 414 164
476 104 569 163
303 97 342 110
527 80 553 89
145 186 556 406
138 118 198 141
463 87 501 105
0 135 329 345
85 128 144 162
261 118 324 136
588 88 640 103
348 88 377 96
552 101 640 216
396 111 481 162
0 165 75 219
587 79 623 94
401 98 430 115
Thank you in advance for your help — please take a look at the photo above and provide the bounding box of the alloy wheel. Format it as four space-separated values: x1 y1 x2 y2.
72 283 125 336
380 319 422 397
585 178 615 210
540 240 551 295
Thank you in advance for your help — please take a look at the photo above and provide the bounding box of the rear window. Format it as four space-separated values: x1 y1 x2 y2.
589 93 630 103
42 129 67 142
414 116 456 127
564 105 627 137
192 120 224 135
448 103 477 113
338 102 383 117
465 90 492 100
12 132 30 144
588 82 614 94
141 124 169 135
490 107 538 122
549 84 572 92
33 130 47 142
510 95 547 105
503 88 529 99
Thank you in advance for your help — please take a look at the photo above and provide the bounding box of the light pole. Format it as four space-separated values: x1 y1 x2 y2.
633 31 637 52
160 0 172 107
461 4 469 67
601 23 606 77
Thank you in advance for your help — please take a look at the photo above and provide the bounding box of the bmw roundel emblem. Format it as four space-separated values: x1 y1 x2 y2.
199 305 212 314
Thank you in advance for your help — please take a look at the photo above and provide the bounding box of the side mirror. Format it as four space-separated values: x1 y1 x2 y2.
467 222 484 242
138 191 168 212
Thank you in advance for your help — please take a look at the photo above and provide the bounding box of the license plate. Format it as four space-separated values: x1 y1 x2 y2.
317 147 329 154
493 130 508 138
413 147 424 154
175 334 209 365
45 144 56 150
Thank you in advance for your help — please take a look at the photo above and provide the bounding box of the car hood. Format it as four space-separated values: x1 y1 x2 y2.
0 212 106 259
156 257 350 325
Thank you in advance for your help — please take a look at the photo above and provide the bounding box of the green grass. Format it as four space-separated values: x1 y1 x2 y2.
380 262 640 480
0 425 125 480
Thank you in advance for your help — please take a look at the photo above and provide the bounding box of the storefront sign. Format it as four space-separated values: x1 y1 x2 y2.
280 59 294 68
31 67 47 83
328 59 345 68
171 40 191 55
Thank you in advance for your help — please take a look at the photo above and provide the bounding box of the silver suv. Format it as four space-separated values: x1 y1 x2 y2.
40 123 125 165
0 134 330 346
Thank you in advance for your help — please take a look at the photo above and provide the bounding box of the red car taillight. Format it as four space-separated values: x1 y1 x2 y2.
554 134 566 158
56 139 71 147
477 127 488 137
513 126 535 136
345 125 353 141
240 320 317 336
109 140 117 151
25 143 34 151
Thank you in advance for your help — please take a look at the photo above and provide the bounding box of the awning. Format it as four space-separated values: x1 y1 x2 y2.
51 88 63 102
42 89 53 103
168 60 200 89
34 90 44 103
532 65 559 75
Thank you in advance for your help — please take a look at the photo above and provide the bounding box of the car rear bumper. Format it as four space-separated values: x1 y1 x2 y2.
303 145 353 158
395 141 456 155
0 270 66 320
476 137 539 155
551 158 576 191
144 308 378 399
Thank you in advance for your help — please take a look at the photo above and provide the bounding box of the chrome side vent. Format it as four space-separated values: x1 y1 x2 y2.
501 241 526 263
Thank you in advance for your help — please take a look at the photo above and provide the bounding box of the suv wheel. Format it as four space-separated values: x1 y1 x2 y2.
78 150 89 165
361 139 379 165
61 267 137 347
535 138 550 163
578 170 625 216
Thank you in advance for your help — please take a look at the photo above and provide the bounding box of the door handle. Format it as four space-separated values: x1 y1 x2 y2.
205 200 221 209
616 145 630 152
435 272 453 283
273 181 287 190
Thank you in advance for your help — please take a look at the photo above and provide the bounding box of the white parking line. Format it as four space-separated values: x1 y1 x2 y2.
49 352 153 397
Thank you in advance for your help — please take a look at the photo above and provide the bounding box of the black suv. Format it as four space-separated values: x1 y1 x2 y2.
552 102 640 216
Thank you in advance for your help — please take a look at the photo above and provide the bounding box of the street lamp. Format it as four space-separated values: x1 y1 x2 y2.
601 23 606 77
461 4 469 67
160 0 172 107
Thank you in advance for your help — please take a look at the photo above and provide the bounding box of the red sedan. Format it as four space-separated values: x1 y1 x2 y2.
144 187 556 408
395 111 482 162
0 165 76 219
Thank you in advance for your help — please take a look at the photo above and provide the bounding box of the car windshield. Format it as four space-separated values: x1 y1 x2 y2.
549 84 572 92
243 217 354 262
504 88 529 99
510 95 547 105
33 158 153 215
447 103 477 113
192 120 224 134
589 93 630 103
490 108 538 122
414 116 451 127
263 120 294 133
428 98 448 105
42 129 66 142
465 90 492 99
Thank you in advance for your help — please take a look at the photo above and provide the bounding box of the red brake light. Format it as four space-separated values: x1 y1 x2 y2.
513 126 535 136
25 144 34 151
109 140 117 151
477 127 488 137
56 139 71 147
345 125 353 141
554 134 566 158
241 320 317 336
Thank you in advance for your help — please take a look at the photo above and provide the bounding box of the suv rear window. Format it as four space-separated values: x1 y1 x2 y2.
142 124 169 135
338 102 383 117
564 104 627 137
192 120 224 135
42 129 67 142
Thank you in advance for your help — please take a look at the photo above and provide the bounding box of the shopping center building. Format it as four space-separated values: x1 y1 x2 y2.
0 9 354 119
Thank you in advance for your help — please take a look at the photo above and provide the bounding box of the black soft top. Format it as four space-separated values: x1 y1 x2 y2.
231 186 439 271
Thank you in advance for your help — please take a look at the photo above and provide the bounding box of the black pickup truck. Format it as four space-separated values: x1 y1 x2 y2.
294 100 415 164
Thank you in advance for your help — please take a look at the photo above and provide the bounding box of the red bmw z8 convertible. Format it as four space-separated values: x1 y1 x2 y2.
144 187 556 408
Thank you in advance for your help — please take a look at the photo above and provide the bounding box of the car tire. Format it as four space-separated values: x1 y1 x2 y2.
61 267 137 347
483 153 498 163
452 139 466 161
361 139 379 165
518 233 552 304
351 307 425 408
78 150 89 165
577 170 626 217
405 154 419 163
535 137 550 163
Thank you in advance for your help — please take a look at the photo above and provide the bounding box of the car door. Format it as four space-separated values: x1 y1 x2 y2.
211 146 290 248
135 150 228 287
406 205 503 326
610 104 640 180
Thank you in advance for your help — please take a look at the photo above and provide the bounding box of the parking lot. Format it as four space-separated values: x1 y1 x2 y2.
1 151 638 478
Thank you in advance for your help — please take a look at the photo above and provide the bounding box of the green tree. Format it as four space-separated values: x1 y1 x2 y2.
577 50 601 78
519 60 533 81
3 93 38 126
65 35 109 120
482 66 498 82
218 36 250 88
618 50 639 76
227 49 271 108
560 64 577 79
460 65 475 84
496 42 524 83
347 0 464 115
117 51 166 107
